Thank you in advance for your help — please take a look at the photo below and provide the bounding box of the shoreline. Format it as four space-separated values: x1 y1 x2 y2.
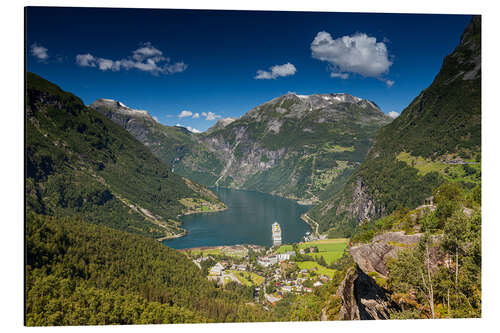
156 229 187 242
159 205 228 243
178 244 266 253
160 187 317 245
179 205 228 217
214 185 318 207
300 213 320 236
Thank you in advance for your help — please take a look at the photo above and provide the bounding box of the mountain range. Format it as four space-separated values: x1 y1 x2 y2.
91 92 392 204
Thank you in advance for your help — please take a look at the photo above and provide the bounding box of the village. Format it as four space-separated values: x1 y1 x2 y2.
183 222 348 307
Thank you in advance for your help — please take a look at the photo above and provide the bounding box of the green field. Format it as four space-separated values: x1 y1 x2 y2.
231 271 265 286
396 152 481 185
296 261 338 278
277 238 348 265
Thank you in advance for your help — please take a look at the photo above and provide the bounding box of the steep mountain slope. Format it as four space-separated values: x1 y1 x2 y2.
92 93 391 203
90 98 201 168
308 16 481 236
180 93 391 202
26 72 225 239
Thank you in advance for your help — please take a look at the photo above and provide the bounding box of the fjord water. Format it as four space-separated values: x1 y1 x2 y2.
164 188 312 249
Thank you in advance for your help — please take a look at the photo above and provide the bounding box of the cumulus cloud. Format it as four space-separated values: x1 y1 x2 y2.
31 43 49 61
192 113 200 119
76 42 187 76
201 111 221 121
175 123 201 133
311 32 393 82
178 110 193 118
255 62 297 80
388 111 400 118
76 54 96 67
187 126 201 133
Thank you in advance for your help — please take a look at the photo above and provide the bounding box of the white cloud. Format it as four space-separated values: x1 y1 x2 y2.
165 62 188 74
384 79 395 87
187 126 201 133
76 53 96 67
192 113 200 119
31 43 49 61
330 72 349 79
152 116 159 122
175 123 201 133
311 31 393 81
97 58 115 71
255 62 297 80
388 111 400 118
178 110 193 118
132 43 163 61
76 42 187 76
201 111 221 121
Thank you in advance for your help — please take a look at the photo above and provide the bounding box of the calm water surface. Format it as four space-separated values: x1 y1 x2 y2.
163 188 312 249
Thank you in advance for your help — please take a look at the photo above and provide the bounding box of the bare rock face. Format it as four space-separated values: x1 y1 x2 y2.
337 266 400 320
343 177 384 222
350 231 423 277
90 98 157 145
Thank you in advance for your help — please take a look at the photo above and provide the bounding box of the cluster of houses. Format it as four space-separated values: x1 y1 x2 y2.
207 261 247 276
261 266 331 305
200 251 332 306
257 251 296 267
303 231 327 242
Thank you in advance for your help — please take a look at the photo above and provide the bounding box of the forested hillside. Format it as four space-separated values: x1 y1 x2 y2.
25 212 268 325
308 16 481 236
26 72 224 239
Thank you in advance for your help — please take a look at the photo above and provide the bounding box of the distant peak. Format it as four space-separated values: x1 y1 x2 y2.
90 98 152 118
284 92 365 104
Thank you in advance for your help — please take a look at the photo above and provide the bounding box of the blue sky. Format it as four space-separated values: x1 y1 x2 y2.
26 7 472 132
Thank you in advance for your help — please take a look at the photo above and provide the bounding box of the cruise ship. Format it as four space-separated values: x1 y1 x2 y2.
272 222 282 246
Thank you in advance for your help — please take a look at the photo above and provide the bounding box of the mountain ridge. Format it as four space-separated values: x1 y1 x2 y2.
93 91 392 203
26 72 225 239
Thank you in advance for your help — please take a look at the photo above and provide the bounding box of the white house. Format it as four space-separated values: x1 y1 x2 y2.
258 255 278 267
209 263 224 276
277 251 296 262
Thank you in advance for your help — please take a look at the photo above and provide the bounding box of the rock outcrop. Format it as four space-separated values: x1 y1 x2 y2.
336 265 400 320
350 231 423 277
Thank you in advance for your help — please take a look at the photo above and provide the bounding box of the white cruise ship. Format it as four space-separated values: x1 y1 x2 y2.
272 222 282 246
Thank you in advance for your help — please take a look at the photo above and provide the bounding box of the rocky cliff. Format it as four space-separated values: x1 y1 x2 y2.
336 265 400 320
349 231 424 277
